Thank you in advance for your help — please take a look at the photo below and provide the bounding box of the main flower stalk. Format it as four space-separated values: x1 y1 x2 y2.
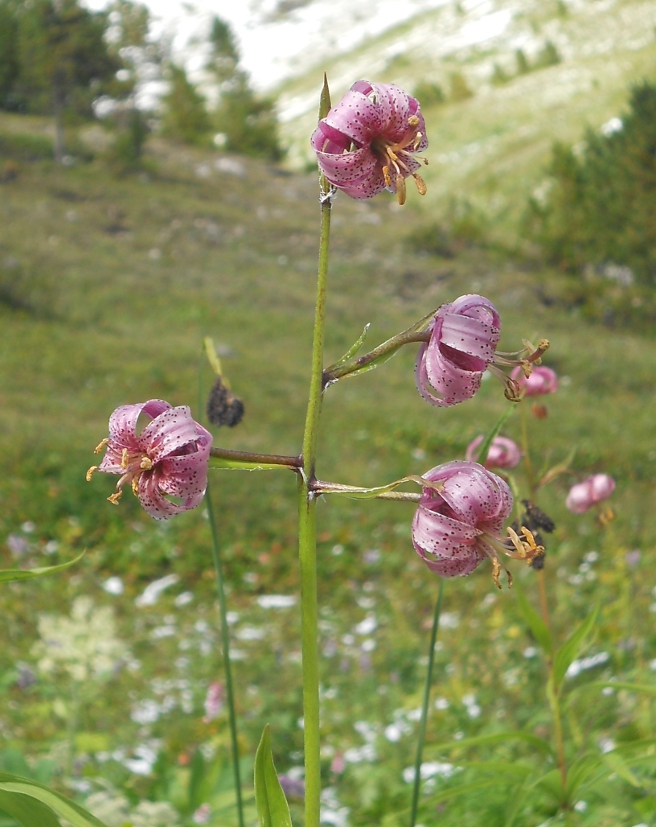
298 178 332 827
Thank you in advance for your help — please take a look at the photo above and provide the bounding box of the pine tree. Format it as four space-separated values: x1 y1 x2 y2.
160 63 212 145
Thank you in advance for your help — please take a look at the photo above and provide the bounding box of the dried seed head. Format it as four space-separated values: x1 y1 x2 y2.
206 377 245 428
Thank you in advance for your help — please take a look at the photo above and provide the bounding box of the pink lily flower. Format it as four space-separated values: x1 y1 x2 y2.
87 399 212 520
566 474 616 514
466 435 521 470
510 365 558 396
311 80 428 204
412 461 519 584
415 295 501 407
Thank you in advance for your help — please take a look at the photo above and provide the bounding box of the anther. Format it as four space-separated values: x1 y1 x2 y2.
86 466 98 482
382 165 392 188
413 174 427 196
140 456 154 470
408 115 420 128
131 478 139 495
396 174 407 206
94 438 109 454
107 491 122 505
121 448 129 469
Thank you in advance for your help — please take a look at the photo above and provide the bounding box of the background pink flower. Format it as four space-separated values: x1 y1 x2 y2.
510 365 558 396
411 460 513 578
466 435 521 469
90 399 212 520
311 80 428 202
415 294 501 408
566 474 616 513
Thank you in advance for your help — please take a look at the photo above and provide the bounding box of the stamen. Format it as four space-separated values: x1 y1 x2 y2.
86 465 98 482
140 456 154 470
131 478 140 495
413 174 427 196
94 438 109 454
408 115 420 128
121 448 129 469
107 491 122 505
396 174 407 206
382 165 392 188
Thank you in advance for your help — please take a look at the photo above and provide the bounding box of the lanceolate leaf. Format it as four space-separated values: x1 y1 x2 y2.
254 726 292 827
0 553 85 584
514 580 553 656
553 605 599 690
331 324 370 369
474 407 515 467
0 774 107 827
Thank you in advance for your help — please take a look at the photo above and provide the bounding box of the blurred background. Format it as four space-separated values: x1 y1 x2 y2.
1 1 656 825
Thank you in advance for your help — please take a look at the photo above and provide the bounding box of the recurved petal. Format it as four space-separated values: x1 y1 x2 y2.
139 406 209 463
322 89 384 146
107 402 153 449
412 504 479 554
424 339 484 404
373 82 413 141
156 438 212 499
422 550 483 577
415 344 455 407
310 122 351 154
137 472 204 520
314 146 378 185
439 312 500 365
437 462 512 526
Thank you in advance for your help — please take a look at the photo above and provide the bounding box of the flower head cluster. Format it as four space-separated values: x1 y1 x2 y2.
311 80 428 204
466 435 521 470
32 596 128 683
566 474 615 514
88 399 212 520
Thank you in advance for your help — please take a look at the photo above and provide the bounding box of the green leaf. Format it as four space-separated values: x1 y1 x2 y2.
331 324 370 369
0 553 85 584
588 681 656 697
431 731 554 756
566 753 605 798
0 789 61 827
514 580 553 655
0 773 107 827
472 407 515 467
254 726 292 827
602 751 642 788
537 446 576 489
552 605 599 690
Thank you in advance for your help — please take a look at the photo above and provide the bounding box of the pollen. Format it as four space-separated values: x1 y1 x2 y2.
86 465 98 482
107 491 122 505
94 438 109 454
121 448 129 469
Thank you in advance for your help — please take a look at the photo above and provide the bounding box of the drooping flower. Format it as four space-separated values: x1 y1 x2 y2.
566 474 616 514
415 295 501 407
412 461 543 585
510 365 558 396
311 80 428 204
466 435 521 470
87 399 212 520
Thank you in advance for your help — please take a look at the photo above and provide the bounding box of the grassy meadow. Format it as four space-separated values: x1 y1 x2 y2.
2 23 656 825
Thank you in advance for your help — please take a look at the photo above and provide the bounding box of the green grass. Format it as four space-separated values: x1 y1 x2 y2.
0 104 656 827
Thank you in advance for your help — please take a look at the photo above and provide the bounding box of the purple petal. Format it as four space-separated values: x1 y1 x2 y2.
137 473 205 521
314 146 378 185
157 436 212 499
322 89 384 146
138 406 207 463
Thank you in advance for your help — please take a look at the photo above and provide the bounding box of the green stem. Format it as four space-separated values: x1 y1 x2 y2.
519 401 536 500
205 482 245 827
409 580 445 827
297 193 332 827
